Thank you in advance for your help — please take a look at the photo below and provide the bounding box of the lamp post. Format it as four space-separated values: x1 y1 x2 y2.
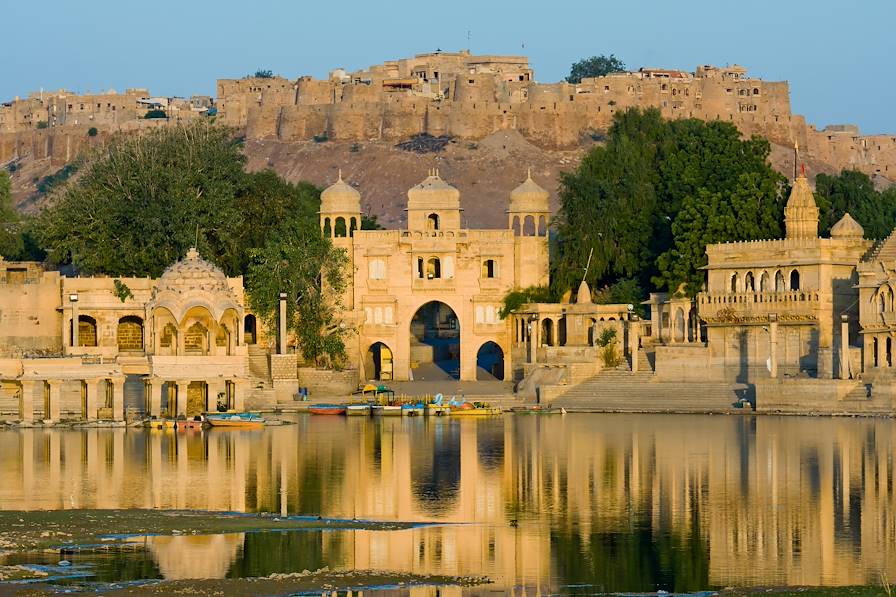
278 292 288 355
69 293 79 349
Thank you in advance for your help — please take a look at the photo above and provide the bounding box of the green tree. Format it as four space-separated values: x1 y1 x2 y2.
87 127 98 137
814 169 896 239
0 170 24 258
144 109 167 119
35 121 349 366
566 54 626 84
253 69 274 79
554 107 787 300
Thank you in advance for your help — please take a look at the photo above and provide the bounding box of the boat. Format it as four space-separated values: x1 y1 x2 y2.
204 412 265 428
149 419 177 430
425 393 451 416
371 404 402 416
509 406 567 415
177 417 205 430
450 406 503 417
401 403 425 416
308 404 347 415
346 404 372 416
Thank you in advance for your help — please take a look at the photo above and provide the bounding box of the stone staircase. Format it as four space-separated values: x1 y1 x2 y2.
552 367 752 414
246 345 276 408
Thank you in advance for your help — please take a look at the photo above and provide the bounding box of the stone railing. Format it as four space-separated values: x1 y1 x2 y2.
698 290 820 324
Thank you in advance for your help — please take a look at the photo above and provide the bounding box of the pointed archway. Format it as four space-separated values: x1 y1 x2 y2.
410 301 459 380
476 341 504 381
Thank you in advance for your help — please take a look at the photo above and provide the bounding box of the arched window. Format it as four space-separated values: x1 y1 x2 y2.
334 217 347 238
368 258 386 280
417 257 424 278
117 316 144 351
426 257 441 279
482 259 497 279
349 217 358 237
427 213 440 231
760 271 770 292
538 215 547 236
184 322 208 354
74 315 98 347
512 216 521 236
160 323 177 348
322 217 332 237
523 215 536 236
789 269 800 291
730 272 739 292
745 272 755 292
775 270 785 292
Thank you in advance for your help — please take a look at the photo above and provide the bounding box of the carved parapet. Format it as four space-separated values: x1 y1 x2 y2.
698 290 820 324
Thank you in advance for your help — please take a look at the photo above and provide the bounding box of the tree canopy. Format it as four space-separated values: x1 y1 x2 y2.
566 54 626 84
554 107 788 298
35 121 349 366
814 169 896 240
0 170 22 258
253 69 274 79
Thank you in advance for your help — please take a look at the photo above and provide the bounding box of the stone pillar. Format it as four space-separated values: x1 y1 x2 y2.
84 379 100 421
629 318 640 375
147 378 163 418
840 315 850 380
233 380 248 412
19 380 36 423
769 314 779 379
46 379 62 423
111 376 125 421
528 319 537 364
71 298 79 349
278 292 287 355
175 380 189 417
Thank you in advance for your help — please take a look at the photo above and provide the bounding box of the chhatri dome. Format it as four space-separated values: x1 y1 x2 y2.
508 169 550 214
830 212 865 239
407 169 460 210
576 280 593 304
320 170 361 214
149 248 240 321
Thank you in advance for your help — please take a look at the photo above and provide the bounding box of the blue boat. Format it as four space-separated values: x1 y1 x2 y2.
204 412 265 428
401 403 425 416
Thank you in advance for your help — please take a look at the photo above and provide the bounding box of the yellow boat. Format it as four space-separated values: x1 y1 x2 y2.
450 407 503 417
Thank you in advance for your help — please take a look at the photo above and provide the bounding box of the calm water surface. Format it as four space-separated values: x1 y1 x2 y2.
1 414 895 592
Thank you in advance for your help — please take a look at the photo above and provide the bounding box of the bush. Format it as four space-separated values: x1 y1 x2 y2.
350 143 361 153
36 121 48 129
87 127 98 137
600 343 621 368
312 132 329 143
144 109 167 119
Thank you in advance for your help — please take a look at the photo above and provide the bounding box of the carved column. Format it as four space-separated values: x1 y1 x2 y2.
630 318 640 375
84 379 100 421
111 376 125 421
145 378 163 418
207 379 226 413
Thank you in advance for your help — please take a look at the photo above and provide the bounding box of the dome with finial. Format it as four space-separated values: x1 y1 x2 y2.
576 280 592 304
149 248 241 322
831 212 865 239
407 169 460 210
320 170 361 214
787 172 816 209
509 169 550 213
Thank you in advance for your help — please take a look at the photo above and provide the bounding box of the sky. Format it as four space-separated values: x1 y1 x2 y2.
2 0 894 133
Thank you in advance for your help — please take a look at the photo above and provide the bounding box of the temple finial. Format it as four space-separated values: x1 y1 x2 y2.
338 168 343 181
527 167 532 180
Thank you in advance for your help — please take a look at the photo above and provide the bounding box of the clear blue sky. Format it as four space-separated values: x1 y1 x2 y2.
3 0 893 133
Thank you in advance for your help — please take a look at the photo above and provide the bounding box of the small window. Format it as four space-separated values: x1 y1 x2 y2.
369 258 386 280
482 259 497 279
426 257 441 279
427 213 440 231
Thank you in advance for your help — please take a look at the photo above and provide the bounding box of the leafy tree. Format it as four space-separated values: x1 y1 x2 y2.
36 121 48 129
253 69 274 79
87 127 98 137
814 169 896 239
566 54 626 84
144 109 167 119
499 285 556 319
0 170 23 258
361 213 383 230
554 107 788 299
34 121 349 366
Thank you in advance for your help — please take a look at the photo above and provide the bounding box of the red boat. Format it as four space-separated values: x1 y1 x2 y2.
308 404 347 415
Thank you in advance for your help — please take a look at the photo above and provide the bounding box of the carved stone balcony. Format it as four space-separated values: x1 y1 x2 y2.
698 290 820 324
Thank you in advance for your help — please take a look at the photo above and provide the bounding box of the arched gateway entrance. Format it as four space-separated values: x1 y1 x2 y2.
365 342 394 381
476 341 504 381
410 301 460 380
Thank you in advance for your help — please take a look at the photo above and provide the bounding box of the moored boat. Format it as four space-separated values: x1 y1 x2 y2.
401 403 425 416
509 406 567 415
177 417 205 430
205 412 265 428
372 404 402 416
425 404 451 417
450 407 503 416
309 404 347 415
346 404 371 416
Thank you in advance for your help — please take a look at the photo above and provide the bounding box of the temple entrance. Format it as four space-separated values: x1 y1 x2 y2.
187 382 206 416
365 342 394 381
410 301 460 380
244 315 257 345
476 342 504 381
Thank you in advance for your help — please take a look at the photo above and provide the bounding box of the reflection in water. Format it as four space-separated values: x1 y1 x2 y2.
2 415 896 591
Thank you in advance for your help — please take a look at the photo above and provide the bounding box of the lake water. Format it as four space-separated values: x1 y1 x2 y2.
1 413 895 593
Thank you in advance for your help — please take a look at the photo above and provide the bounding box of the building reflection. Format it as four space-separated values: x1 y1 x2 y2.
1 415 895 590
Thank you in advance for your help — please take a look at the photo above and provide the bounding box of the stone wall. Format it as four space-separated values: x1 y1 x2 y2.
297 367 358 397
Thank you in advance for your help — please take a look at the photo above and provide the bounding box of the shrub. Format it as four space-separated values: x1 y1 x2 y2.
313 132 329 143
36 121 48 129
350 143 361 153
87 127 98 137
144 109 167 119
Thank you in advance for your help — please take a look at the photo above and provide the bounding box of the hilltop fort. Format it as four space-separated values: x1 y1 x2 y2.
1 50 893 218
